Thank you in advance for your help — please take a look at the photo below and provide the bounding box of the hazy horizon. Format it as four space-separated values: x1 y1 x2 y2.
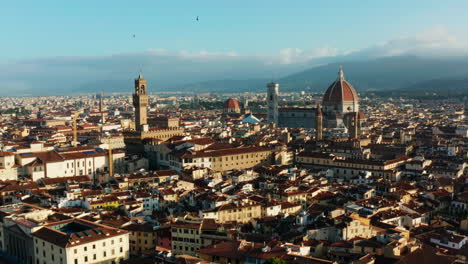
2 1 468 95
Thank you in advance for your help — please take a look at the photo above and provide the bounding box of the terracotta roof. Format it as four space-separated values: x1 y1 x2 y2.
197 240 243 260
33 219 127 248
200 218 218 230
323 67 358 102
183 146 271 159
0 151 14 157
155 170 178 177
224 98 240 109
21 151 64 163
40 175 91 185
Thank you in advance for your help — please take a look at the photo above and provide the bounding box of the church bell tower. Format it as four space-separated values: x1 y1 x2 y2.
267 82 279 125
133 72 149 131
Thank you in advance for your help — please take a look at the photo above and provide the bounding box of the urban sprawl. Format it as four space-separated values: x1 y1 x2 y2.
0 67 467 264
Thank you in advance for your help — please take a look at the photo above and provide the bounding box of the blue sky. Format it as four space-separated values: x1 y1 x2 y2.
1 0 467 59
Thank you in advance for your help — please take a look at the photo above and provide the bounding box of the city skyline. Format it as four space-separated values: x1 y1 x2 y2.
0 2 467 264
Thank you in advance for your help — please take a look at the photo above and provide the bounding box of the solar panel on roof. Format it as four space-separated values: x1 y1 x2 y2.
83 231 91 236
93 228 103 234
20 152 33 156
84 151 96 155
96 148 105 153
76 232 83 238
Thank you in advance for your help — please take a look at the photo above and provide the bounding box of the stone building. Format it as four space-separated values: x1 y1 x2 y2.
124 73 184 152
266 66 364 133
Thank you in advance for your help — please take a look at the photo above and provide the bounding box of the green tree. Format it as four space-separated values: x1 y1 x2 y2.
264 257 286 264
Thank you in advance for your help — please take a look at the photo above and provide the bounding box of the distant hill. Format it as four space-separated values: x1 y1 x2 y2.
166 79 269 93
376 78 468 98
276 56 468 92
6 55 468 96
162 56 468 94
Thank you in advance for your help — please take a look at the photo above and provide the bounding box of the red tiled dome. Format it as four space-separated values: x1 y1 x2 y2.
323 66 358 102
224 98 240 110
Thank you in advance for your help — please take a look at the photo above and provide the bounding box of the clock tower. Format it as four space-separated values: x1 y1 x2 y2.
133 72 149 131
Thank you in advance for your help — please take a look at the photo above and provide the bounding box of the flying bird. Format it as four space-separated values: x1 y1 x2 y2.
133 34 136 38
196 16 199 21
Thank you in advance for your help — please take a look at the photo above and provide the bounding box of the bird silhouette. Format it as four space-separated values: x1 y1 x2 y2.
133 34 136 38
196 16 199 21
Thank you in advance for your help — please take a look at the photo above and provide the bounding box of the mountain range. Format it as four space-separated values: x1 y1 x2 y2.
2 55 468 96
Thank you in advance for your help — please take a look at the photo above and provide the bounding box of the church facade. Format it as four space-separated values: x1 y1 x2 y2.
267 66 363 131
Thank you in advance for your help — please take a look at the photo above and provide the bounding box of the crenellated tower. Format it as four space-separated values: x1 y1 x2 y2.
133 72 149 131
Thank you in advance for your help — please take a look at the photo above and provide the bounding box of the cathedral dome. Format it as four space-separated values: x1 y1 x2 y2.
223 98 241 114
323 66 358 103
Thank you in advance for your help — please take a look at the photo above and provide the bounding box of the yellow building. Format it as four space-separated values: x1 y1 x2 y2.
179 146 273 172
122 223 157 256
280 190 308 204
296 152 408 180
203 201 262 224
171 222 202 256
87 196 120 210
280 202 302 215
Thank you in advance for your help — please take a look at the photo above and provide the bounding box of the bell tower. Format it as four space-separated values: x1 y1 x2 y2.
316 104 323 140
267 82 279 124
133 72 149 131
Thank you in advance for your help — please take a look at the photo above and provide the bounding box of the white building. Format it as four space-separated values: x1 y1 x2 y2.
33 219 130 264
0 152 18 181
17 146 125 181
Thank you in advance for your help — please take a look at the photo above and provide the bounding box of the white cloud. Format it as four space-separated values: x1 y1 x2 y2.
146 48 239 61
1 26 468 95
270 26 468 64
353 26 468 58
274 46 340 64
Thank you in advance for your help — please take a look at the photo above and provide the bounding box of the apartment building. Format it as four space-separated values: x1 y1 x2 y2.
0 204 129 264
16 146 125 180
33 219 129 264
171 222 202 256
203 201 262 224
121 222 157 256
173 146 273 172
171 218 231 257
296 152 408 181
